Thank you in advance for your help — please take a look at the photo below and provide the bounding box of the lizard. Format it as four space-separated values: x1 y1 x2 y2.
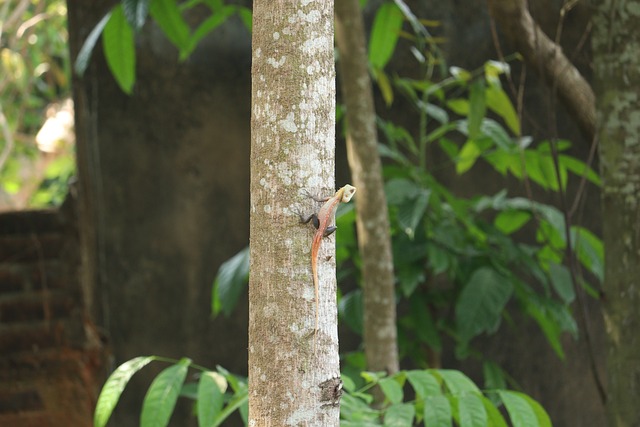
298 184 356 353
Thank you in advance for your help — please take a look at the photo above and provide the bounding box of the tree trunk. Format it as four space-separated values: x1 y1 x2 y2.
592 1 640 425
248 0 340 425
335 0 399 375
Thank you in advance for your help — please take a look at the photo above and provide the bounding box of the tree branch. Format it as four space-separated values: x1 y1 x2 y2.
487 0 595 141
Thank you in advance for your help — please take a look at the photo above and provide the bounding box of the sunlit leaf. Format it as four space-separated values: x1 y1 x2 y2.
94 356 155 427
103 5 136 94
140 358 191 427
369 2 404 69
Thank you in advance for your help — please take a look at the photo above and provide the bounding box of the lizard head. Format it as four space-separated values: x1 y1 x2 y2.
340 184 356 203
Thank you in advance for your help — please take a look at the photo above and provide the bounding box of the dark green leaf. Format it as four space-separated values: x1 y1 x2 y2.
94 356 155 427
571 226 604 282
369 2 404 69
397 190 430 238
74 11 112 76
122 0 151 31
482 361 506 391
409 297 441 350
103 5 136 94
455 268 513 344
548 262 575 303
212 246 249 317
468 81 486 140
150 0 191 50
339 289 364 334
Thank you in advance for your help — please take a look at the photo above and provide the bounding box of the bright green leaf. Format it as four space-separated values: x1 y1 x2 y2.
447 98 469 115
480 395 509 427
406 370 441 397
180 6 235 60
494 210 531 235
379 377 403 405
103 5 136 94
424 394 452 426
485 84 520 135
457 139 481 174
498 390 539 427
559 154 601 186
384 403 415 426
438 370 481 395
197 372 226 427
94 356 155 427
140 358 191 427
374 68 395 106
369 2 404 69
150 0 191 50
457 393 487 427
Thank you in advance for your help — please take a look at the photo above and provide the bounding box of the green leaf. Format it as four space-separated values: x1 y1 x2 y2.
558 154 601 186
74 11 112 76
140 358 191 427
519 393 552 427
480 395 509 427
457 139 481 174
468 81 486 140
406 370 441 397
494 210 531 235
212 246 249 317
236 6 252 32
197 372 226 427
379 377 403 404
180 6 235 60
482 361 506 392
150 0 191 50
447 98 469 115
103 5 136 94
397 190 430 238
457 393 487 427
485 84 520 135
384 403 415 426
525 299 565 359
571 226 603 282
548 262 575 303
339 289 364 335
122 0 151 31
481 119 513 151
423 395 452 426
409 297 442 350
498 391 541 427
437 370 481 395
374 68 394 106
94 356 155 427
368 2 404 69
455 268 513 344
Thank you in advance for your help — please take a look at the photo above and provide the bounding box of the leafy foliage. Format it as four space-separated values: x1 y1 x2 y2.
94 356 247 427
95 357 550 427
340 369 552 426
75 0 252 94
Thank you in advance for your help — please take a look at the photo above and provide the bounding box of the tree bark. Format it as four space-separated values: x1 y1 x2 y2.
249 0 340 425
593 1 640 425
335 0 399 375
487 0 595 141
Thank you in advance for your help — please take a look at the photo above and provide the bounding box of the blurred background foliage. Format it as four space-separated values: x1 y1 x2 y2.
0 0 74 211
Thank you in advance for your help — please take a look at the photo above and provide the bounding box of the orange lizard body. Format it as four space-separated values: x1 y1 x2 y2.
299 184 356 352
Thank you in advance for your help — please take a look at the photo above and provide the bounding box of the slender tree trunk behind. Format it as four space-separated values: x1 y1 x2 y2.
592 1 640 425
335 0 399 375
249 1 340 425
